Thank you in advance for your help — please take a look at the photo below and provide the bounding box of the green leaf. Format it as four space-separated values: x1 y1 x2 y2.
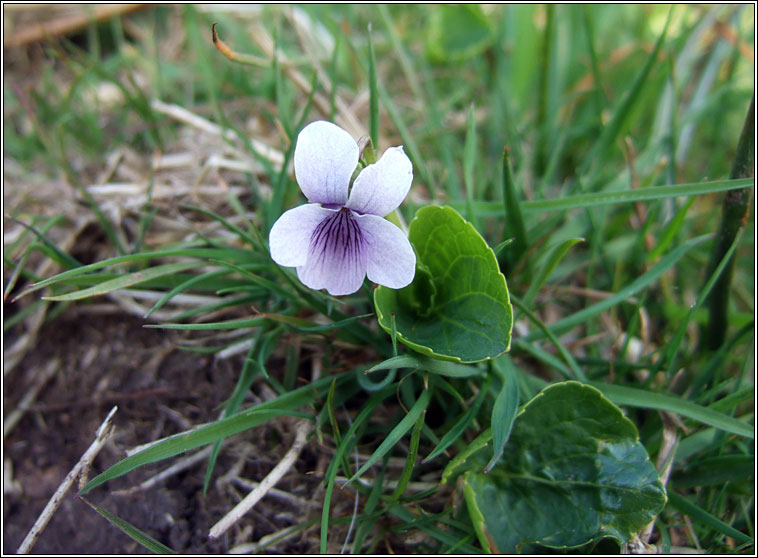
375 206 513 363
426 5 494 62
457 382 667 553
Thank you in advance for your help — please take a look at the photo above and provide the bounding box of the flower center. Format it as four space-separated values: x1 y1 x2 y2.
309 208 364 264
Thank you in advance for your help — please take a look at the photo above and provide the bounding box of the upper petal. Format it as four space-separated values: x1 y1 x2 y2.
355 213 416 289
269 203 333 267
346 146 413 217
297 209 368 296
294 121 359 206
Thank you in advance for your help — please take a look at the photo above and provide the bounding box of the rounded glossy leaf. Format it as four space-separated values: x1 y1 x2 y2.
374 206 513 363
454 382 667 553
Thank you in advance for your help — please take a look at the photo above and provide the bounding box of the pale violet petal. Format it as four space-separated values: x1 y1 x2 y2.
355 213 416 289
346 146 413 217
269 204 333 267
294 121 359 206
297 209 368 296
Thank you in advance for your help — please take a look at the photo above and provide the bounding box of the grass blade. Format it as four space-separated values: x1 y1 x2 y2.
582 6 672 181
81 373 348 494
203 334 263 494
321 385 396 553
146 318 267 330
392 408 426 500
387 504 481 553
14 247 256 300
5 215 81 270
501 147 529 275
512 295 588 382
42 262 201 301
484 356 521 473
424 376 489 463
522 233 710 341
522 237 585 307
179 204 262 249
662 229 742 378
144 269 230 319
704 97 755 349
366 355 483 378
367 23 379 149
346 388 431 484
463 102 477 225
667 491 753 545
465 177 754 216
351 461 387 553
589 382 753 439
79 497 175 554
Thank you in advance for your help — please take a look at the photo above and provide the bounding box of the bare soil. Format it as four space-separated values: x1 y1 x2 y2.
3 296 392 554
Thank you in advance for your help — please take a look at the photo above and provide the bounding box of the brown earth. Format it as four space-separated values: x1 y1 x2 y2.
2 307 346 554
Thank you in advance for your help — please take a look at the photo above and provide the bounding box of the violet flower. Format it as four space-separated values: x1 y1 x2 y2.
269 121 416 296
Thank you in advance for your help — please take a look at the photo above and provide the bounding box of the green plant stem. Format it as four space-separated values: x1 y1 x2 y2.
367 23 380 150
704 97 754 350
534 4 554 178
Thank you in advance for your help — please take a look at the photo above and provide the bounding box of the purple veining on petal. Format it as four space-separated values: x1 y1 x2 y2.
272 121 416 295
298 208 368 296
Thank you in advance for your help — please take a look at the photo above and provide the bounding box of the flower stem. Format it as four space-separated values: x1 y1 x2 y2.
703 97 754 350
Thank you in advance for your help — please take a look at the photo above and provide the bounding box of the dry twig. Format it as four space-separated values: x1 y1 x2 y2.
209 419 312 539
16 406 118 554
3 359 59 438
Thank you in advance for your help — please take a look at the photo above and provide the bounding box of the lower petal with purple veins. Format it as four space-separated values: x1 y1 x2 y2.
298 209 368 296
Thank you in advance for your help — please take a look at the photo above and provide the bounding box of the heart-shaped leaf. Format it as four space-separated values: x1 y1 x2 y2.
374 206 513 363
445 381 667 553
